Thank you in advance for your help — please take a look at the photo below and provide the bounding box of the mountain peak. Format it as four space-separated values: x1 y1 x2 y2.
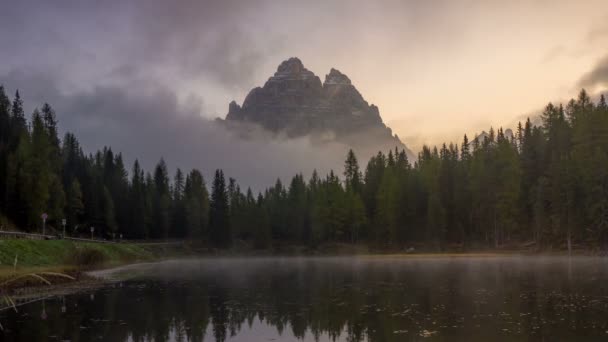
268 57 319 84
276 57 305 73
222 58 410 158
324 68 351 85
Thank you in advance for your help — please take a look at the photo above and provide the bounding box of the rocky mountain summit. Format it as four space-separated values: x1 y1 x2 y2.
222 57 410 157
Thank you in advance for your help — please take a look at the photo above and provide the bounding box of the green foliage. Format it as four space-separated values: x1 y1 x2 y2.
1 86 608 251
0 240 153 268
66 179 84 226
184 169 209 239
344 149 362 193
209 170 231 247
152 159 171 239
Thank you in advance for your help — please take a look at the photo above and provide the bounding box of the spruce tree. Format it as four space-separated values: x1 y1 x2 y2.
102 186 117 236
209 169 230 247
66 179 84 229
130 160 148 238
184 169 209 239
344 149 362 194
152 159 171 239
25 110 52 228
0 86 11 210
171 168 186 238
8 90 26 151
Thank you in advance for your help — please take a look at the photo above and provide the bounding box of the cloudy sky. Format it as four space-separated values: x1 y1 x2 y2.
2 0 608 187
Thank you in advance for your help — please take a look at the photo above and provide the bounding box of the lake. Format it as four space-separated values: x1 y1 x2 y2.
2 256 608 341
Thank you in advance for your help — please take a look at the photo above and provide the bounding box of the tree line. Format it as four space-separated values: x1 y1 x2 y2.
1 85 607 250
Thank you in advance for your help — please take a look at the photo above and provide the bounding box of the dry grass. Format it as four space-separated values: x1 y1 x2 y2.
0 266 79 289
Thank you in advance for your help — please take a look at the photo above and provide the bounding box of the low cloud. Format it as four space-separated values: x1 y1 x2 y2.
2 69 356 191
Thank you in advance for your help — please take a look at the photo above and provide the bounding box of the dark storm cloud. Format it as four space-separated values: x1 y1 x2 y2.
0 0 454 188
124 0 282 90
1 68 349 190
9 0 603 188
0 0 340 188
0 0 282 91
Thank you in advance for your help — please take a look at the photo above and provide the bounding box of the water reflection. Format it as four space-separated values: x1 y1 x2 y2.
3 256 608 341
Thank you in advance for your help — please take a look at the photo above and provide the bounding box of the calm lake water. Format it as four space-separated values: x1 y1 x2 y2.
3 256 608 341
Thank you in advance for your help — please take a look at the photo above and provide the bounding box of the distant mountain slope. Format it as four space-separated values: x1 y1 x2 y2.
220 57 413 159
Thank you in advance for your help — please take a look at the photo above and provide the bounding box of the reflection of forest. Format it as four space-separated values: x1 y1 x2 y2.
3 258 608 341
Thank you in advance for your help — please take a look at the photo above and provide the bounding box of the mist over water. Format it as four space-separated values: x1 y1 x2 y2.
3 256 608 341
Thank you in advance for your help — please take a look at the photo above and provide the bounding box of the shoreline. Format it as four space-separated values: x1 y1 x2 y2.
0 250 602 311
0 244 604 307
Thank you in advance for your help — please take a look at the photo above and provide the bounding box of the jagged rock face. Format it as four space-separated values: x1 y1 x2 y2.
225 57 405 152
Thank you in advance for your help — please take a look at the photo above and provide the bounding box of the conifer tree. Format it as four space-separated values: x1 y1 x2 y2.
9 90 26 150
153 159 171 239
3 85 608 251
172 168 187 238
209 169 230 247
102 186 117 236
66 179 84 228
0 86 11 210
24 110 52 228
344 149 362 194
130 160 148 238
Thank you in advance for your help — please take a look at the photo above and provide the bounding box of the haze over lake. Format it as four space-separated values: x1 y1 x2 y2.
3 256 608 341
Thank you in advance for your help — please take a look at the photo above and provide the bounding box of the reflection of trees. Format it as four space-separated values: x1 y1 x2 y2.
3 259 608 341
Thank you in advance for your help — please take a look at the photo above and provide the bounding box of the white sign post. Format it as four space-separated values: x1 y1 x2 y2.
90 226 94 240
41 213 48 236
61 219 67 237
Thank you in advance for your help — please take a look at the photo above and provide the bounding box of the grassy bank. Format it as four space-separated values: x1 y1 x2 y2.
0 239 189 292
0 239 158 268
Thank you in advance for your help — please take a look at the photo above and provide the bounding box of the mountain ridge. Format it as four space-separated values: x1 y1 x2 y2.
221 57 412 159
